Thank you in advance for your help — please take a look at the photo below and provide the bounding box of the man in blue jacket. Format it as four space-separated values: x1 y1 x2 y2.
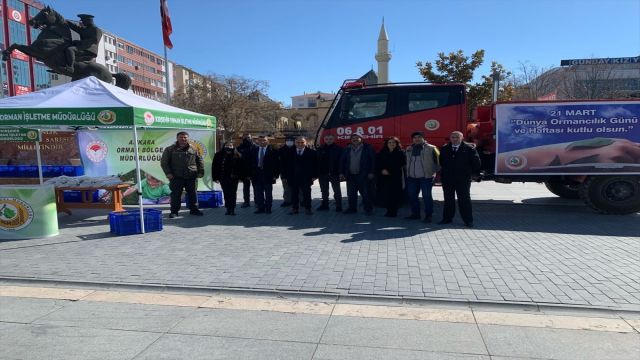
339 133 376 215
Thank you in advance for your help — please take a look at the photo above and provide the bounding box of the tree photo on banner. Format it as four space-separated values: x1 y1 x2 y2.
77 129 215 204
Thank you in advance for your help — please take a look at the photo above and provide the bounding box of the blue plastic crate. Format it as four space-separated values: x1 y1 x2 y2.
63 190 100 203
63 166 84 176
109 209 163 236
197 190 223 208
0 166 17 177
16 165 38 177
42 166 64 177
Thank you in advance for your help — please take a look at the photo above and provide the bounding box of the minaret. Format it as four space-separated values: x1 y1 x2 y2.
375 19 391 84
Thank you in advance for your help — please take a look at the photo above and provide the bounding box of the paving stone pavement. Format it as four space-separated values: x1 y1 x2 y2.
0 182 638 310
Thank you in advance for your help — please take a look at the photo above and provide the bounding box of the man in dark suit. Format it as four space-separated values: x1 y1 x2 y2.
316 134 343 212
237 133 257 208
438 131 481 227
288 136 318 215
250 135 279 214
339 133 376 215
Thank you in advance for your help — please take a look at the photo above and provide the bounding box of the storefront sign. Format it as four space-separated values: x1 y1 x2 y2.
0 128 40 142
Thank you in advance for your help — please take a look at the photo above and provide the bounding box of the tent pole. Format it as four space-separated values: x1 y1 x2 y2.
35 140 43 185
132 126 145 233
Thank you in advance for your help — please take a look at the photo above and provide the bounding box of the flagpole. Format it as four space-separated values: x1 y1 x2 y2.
164 45 171 104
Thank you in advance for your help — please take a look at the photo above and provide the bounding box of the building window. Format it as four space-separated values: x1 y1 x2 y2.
117 42 124 49
11 58 31 87
28 6 41 40
34 63 51 90
8 0 23 10
9 20 27 45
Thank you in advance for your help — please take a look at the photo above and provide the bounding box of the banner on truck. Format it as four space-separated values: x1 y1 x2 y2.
495 101 640 175
77 129 216 204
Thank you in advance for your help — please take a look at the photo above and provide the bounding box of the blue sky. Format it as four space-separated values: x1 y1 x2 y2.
48 0 639 105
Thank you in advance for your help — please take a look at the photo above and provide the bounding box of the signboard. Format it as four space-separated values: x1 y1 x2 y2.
0 128 40 142
495 101 640 175
77 129 216 198
9 8 25 24
560 57 640 66
0 185 59 240
0 131 80 166
13 85 31 95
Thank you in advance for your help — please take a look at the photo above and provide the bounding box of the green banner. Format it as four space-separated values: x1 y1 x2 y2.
77 129 216 204
133 108 216 130
0 185 59 239
0 128 41 142
0 108 133 126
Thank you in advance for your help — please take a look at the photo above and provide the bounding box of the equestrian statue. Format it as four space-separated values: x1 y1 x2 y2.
1 6 131 90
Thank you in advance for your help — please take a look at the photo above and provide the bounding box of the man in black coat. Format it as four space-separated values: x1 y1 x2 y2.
288 136 318 215
237 134 257 208
250 135 280 214
438 131 481 227
316 134 343 212
278 136 296 207
339 134 376 215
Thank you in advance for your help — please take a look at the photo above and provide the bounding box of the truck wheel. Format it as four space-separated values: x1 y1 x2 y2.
544 180 580 199
579 176 640 214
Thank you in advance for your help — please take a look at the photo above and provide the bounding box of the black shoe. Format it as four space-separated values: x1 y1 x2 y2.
438 220 452 225
424 215 432 223
405 214 420 220
265 208 272 214
190 209 204 216
289 209 299 215
343 208 357 214
230 208 236 216
280 202 291 207
169 213 178 218
225 209 231 215
317 204 329 211
464 222 474 227
254 209 265 214
241 203 250 208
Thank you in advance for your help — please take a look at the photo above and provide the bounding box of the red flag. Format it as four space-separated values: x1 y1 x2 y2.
160 0 173 49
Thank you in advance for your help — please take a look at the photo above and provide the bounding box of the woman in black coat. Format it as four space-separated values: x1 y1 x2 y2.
212 142 244 215
377 137 406 217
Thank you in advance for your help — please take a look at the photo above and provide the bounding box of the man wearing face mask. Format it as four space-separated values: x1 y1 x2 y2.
316 134 343 212
212 142 244 215
237 133 257 208
278 136 296 207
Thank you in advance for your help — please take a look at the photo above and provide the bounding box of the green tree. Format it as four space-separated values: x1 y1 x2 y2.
417 50 513 118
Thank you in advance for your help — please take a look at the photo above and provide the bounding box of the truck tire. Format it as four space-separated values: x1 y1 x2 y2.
544 180 580 199
579 176 640 214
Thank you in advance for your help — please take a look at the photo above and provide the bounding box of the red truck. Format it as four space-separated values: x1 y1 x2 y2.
315 80 640 214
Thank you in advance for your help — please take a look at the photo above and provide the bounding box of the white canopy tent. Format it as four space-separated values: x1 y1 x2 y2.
0 76 216 233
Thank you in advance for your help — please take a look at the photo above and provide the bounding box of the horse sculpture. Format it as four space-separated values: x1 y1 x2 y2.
1 6 131 90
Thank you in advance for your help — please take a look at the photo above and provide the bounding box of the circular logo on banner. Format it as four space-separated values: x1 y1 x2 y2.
143 112 155 126
189 140 207 157
11 10 22 22
424 119 440 131
0 197 34 231
505 155 527 170
97 110 117 125
86 140 108 163
26 130 38 140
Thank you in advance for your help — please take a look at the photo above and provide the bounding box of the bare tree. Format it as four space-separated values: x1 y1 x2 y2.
511 62 557 100
558 63 619 99
172 74 282 141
